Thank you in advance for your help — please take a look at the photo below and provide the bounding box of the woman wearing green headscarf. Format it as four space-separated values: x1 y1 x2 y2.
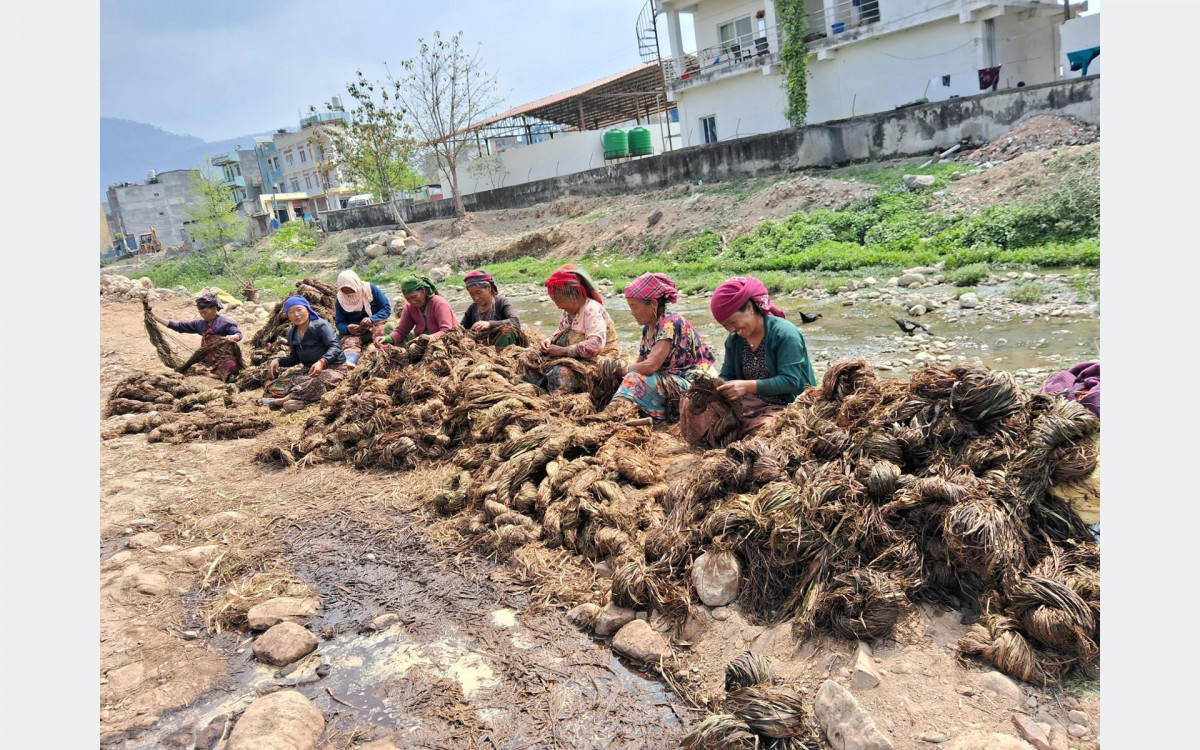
376 275 458 347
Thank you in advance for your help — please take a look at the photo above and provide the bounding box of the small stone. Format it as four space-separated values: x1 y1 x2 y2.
1011 714 1051 750
908 305 927 316
247 597 320 630
368 613 400 631
712 607 731 621
364 243 385 259
252 622 318 667
127 531 163 549
363 553 376 561
106 662 146 695
922 733 951 743
898 273 926 287
1021 272 1037 280
903 175 936 190
955 685 977 696
691 551 740 607
154 545 181 554
131 571 168 596
959 292 980 309
1066 710 1087 725
180 545 220 569
837 286 850 294
128 518 157 528
566 602 601 630
594 561 614 578
1025 696 1038 708
612 619 671 663
851 642 882 691
428 264 453 283
196 511 245 531
359 740 403 750
594 602 636 636
647 210 663 226
888 277 899 286
975 671 1022 705
814 680 894 750
227 690 325 750
1067 724 1088 739
863 277 878 285
942 731 1034 750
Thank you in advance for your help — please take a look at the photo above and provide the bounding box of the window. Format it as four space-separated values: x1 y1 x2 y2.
300 149 307 164
718 16 753 52
701 115 718 144
286 153 294 166
291 179 300 192
318 145 326 161
304 175 312 190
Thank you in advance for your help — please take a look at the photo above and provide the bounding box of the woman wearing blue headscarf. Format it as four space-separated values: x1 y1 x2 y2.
258 296 347 411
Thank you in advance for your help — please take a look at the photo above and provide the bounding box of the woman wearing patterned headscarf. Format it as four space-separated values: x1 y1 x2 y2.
334 269 391 367
529 264 620 395
258 296 346 412
679 276 815 446
460 269 522 349
607 272 715 420
377 275 457 347
149 292 243 381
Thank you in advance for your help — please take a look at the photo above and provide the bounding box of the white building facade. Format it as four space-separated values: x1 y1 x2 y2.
270 108 357 217
659 0 1086 148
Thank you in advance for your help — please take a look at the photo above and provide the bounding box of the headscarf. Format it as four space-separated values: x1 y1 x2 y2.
284 295 319 321
196 292 223 310
710 276 786 323
545 264 604 305
336 269 374 316
463 269 498 294
623 272 678 304
400 275 438 298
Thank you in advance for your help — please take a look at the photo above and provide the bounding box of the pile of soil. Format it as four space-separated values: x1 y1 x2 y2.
961 115 1099 165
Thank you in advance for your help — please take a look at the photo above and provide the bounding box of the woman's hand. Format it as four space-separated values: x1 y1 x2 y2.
374 335 390 348
471 321 491 332
347 323 361 335
224 335 241 343
717 380 755 400
360 317 372 328
543 344 567 357
266 359 281 378
308 359 326 378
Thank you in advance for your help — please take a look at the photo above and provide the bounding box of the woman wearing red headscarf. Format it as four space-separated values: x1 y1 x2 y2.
679 276 815 446
529 264 620 394
607 272 715 420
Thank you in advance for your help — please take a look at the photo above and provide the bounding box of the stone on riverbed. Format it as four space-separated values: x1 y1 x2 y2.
252 622 318 666
227 690 325 750
247 596 320 630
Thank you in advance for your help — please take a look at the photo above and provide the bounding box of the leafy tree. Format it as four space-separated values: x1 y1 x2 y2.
391 30 503 219
310 70 423 237
184 163 259 299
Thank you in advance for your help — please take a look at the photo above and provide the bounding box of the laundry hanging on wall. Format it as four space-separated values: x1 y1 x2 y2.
1067 46 1100 77
978 65 1001 92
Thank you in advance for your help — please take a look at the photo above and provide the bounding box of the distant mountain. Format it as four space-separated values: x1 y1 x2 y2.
100 117 272 197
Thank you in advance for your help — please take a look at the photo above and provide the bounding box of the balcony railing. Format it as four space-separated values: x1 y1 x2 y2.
662 25 781 87
804 0 880 45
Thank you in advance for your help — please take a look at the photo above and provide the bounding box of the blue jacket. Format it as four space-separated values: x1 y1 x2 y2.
334 283 392 335
278 318 346 368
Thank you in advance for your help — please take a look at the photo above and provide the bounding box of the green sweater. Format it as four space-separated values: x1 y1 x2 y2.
719 314 816 404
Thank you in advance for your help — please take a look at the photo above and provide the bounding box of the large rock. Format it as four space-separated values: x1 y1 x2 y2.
386 239 406 254
247 596 320 630
959 292 980 309
814 679 894 750
647 210 663 227
253 622 318 667
691 551 739 607
975 670 1022 705
902 175 936 190
897 273 926 288
227 690 325 750
850 642 882 691
943 731 1034 750
428 264 453 283
612 619 671 663
364 244 386 259
127 531 163 549
594 602 636 636
566 602 601 630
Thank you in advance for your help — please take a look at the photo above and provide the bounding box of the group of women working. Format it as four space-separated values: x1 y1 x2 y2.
163 265 815 443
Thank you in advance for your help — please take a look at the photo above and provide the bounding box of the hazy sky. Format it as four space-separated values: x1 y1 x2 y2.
101 0 1100 142
101 0 652 141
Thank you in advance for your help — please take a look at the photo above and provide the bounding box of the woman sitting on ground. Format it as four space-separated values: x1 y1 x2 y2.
259 296 346 412
608 272 715 420
150 292 243 381
334 269 391 367
460 269 523 349
529 264 620 395
679 276 816 446
377 275 456 347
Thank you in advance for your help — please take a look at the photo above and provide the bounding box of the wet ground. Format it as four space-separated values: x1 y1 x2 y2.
102 506 687 750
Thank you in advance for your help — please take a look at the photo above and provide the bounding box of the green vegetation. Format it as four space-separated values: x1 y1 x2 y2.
141 243 301 299
946 263 990 286
1068 274 1100 302
953 287 977 300
776 0 810 128
1008 280 1049 304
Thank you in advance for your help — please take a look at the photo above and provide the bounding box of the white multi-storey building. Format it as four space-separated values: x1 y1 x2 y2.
656 0 1088 148
267 105 357 218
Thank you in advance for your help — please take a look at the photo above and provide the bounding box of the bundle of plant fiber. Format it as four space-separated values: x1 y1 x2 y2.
141 298 185 369
104 370 206 416
248 277 337 360
682 653 815 749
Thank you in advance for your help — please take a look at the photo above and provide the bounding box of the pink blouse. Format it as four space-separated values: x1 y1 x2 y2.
389 294 457 343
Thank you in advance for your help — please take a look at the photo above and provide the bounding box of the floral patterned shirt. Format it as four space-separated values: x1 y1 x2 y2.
552 298 620 359
639 312 716 379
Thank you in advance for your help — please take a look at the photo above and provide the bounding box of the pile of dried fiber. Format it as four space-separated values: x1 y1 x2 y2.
104 371 207 416
681 653 816 749
246 278 337 363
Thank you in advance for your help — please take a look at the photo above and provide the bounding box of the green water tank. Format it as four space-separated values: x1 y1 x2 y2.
629 126 653 156
603 128 629 159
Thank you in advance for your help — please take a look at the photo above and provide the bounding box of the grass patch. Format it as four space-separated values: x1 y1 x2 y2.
946 262 990 286
831 161 963 190
1068 274 1100 302
1008 280 1049 304
823 277 849 294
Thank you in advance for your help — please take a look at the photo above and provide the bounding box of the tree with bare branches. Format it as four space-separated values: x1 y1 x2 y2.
391 30 502 219
310 71 423 238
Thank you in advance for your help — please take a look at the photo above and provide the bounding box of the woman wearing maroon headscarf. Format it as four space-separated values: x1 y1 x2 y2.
679 276 815 446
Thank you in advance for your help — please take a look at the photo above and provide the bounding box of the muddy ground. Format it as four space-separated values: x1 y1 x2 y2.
99 290 1100 749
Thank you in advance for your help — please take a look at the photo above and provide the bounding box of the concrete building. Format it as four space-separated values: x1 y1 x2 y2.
100 203 113 255
657 0 1087 148
267 105 357 220
106 169 201 248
